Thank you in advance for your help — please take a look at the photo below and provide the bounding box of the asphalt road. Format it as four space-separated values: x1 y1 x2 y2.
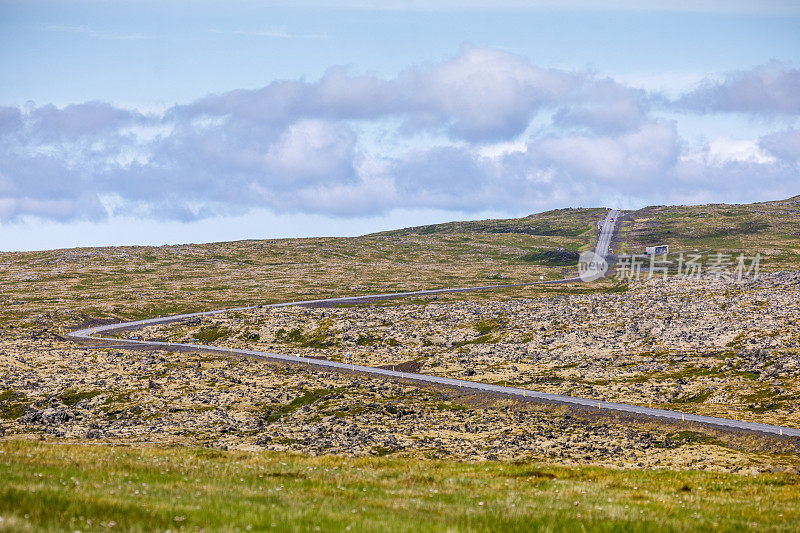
68 210 800 438
595 209 619 257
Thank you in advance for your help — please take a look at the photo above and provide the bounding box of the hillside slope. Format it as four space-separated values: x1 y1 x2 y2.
615 195 800 269
374 207 605 238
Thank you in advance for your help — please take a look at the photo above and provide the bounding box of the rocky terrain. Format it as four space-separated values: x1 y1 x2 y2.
138 272 800 429
0 323 797 473
3 200 800 476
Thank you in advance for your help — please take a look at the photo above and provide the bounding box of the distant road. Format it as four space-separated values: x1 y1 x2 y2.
595 209 618 257
68 210 799 438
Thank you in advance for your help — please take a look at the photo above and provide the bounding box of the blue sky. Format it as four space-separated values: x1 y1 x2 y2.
1 1 799 250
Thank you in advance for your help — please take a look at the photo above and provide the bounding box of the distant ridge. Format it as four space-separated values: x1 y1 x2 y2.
371 207 604 237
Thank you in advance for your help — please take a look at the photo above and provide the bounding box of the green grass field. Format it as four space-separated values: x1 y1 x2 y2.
1 440 799 532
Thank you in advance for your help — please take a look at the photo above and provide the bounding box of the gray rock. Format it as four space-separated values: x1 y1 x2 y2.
19 407 73 426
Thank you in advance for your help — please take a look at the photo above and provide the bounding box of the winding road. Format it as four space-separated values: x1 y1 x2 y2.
68 209 800 438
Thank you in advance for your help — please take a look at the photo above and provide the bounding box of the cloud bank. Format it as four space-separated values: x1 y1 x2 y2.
1 47 798 224
678 61 800 115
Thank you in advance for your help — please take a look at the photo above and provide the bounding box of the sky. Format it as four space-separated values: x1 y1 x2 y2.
1 1 799 251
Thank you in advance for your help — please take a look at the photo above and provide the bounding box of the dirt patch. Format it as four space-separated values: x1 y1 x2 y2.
378 360 423 372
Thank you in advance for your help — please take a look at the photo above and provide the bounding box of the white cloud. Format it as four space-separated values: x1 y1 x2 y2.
263 120 357 186
760 129 800 163
610 70 712 99
705 138 777 166
677 61 800 116
531 122 680 184
477 140 527 158
1 47 799 225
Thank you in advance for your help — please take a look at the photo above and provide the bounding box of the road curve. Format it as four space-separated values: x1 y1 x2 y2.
68 210 799 438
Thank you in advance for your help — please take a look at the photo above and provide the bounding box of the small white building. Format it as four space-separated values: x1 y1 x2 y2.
645 245 669 255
